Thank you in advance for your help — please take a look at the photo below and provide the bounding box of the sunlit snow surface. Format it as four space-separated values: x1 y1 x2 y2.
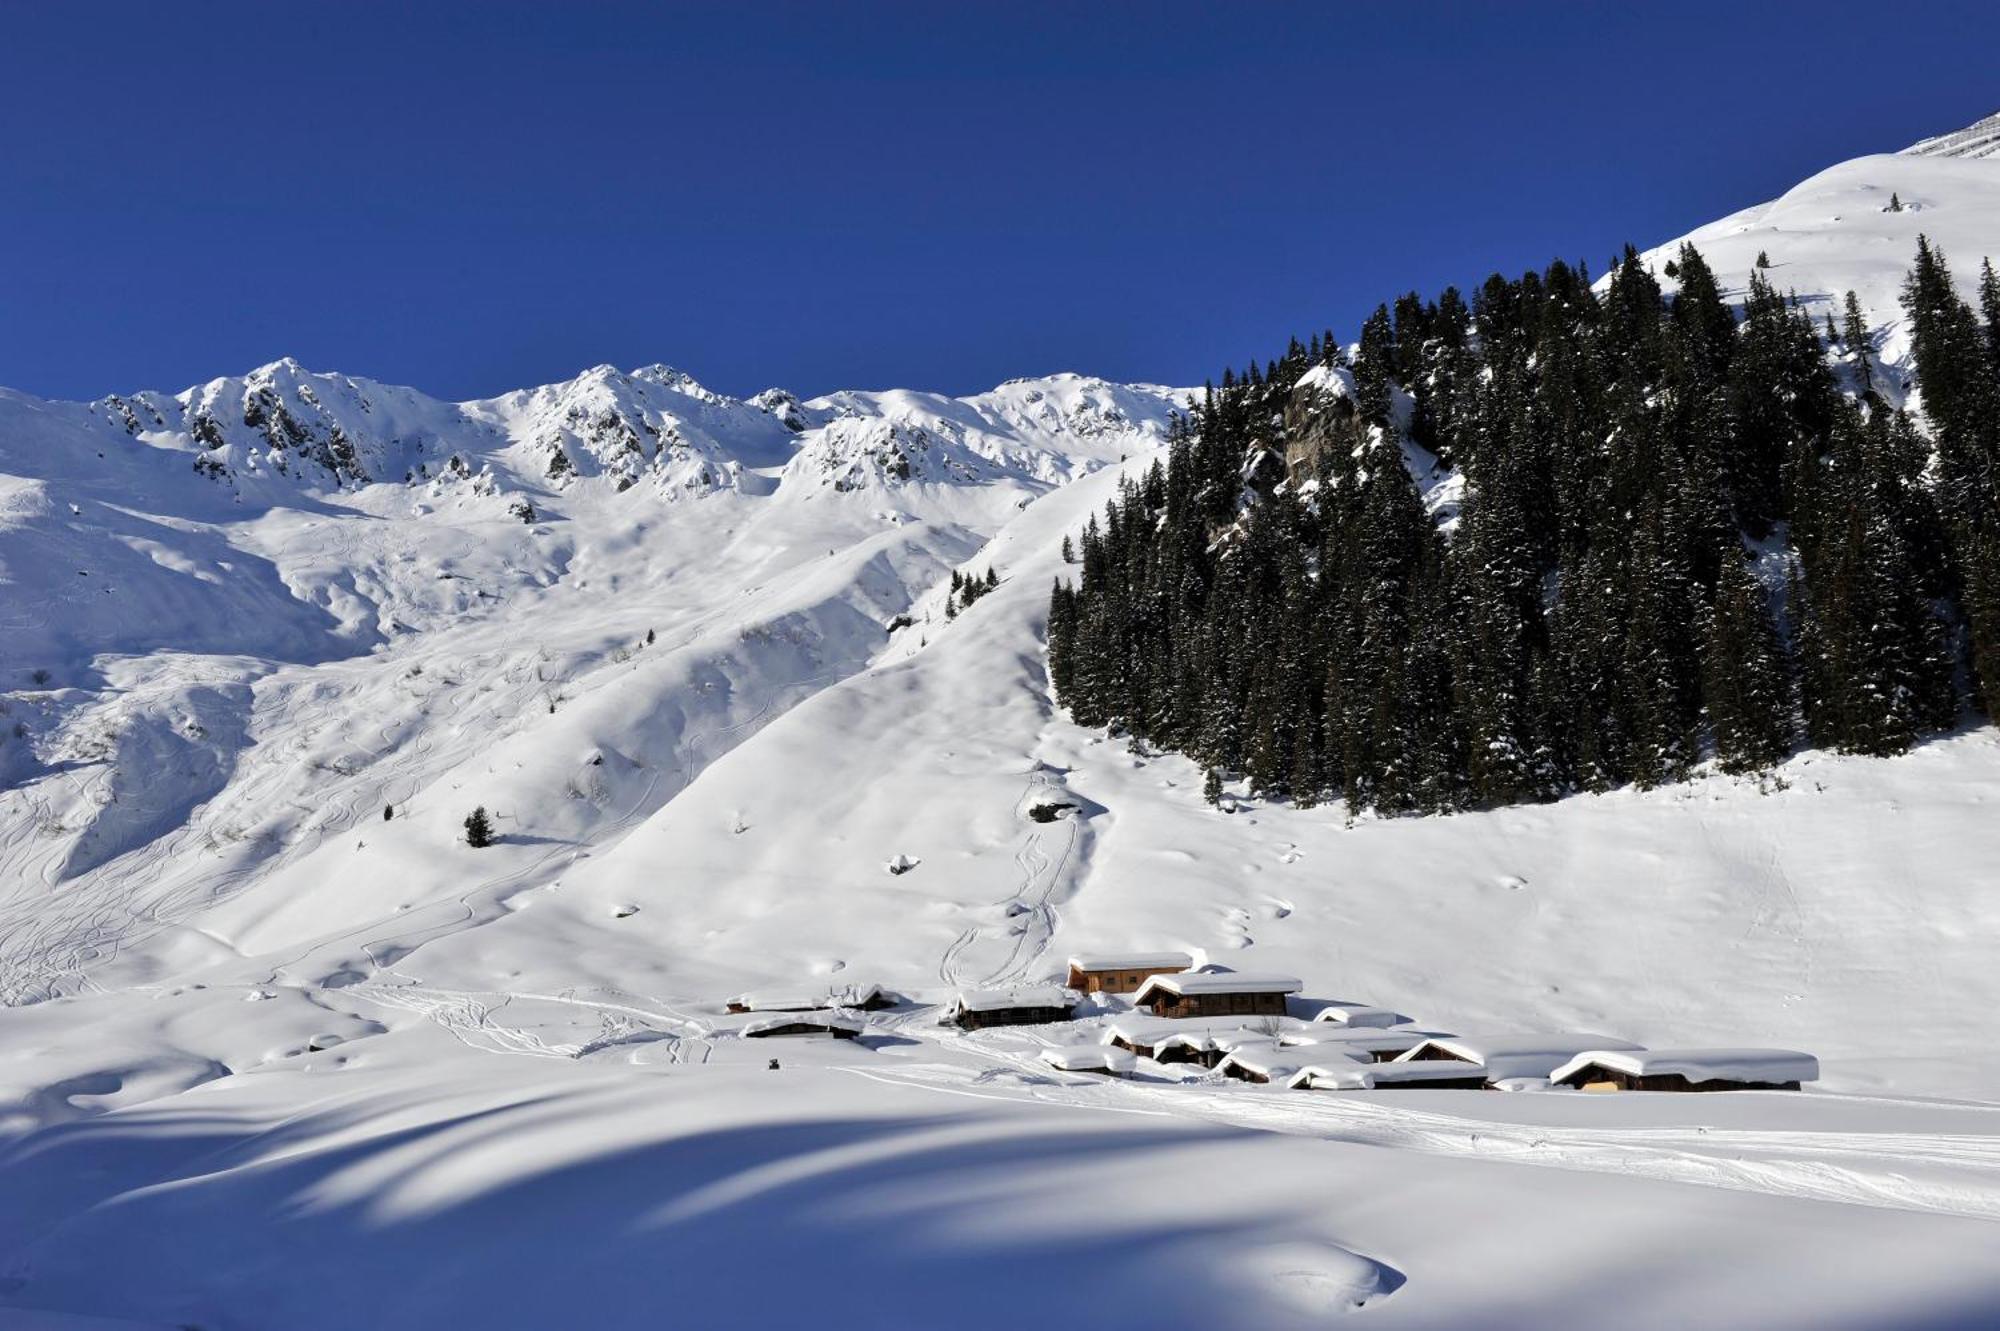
4 121 2000 1328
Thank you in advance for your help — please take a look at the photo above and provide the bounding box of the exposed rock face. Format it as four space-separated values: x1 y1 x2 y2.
1279 363 1365 488
1903 110 2000 160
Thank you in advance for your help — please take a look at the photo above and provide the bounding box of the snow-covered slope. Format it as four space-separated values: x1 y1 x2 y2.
1631 109 2000 391
4 113 2000 1331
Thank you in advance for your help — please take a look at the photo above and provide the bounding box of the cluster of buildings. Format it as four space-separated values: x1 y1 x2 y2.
960 953 1820 1095
715 953 1819 1096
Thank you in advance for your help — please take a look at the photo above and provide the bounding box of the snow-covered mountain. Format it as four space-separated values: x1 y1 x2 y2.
4 112 2000 1331
1628 110 2000 389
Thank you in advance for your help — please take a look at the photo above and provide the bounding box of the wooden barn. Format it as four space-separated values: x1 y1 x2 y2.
945 985 1080 1030
1133 972 1302 1020
1550 1048 1819 1093
740 1013 865 1040
1064 951 1194 995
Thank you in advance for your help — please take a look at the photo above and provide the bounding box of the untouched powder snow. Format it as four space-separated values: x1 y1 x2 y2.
4 112 2000 1329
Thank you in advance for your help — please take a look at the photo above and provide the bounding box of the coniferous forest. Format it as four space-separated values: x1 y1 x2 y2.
1048 241 2000 815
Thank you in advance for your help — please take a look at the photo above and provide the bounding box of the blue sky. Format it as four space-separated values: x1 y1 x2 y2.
3 1 1996 402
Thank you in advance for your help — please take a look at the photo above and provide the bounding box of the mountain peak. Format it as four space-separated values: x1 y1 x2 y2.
1902 110 2000 160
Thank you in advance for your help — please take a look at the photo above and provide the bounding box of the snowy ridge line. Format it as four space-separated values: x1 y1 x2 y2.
1903 110 2000 160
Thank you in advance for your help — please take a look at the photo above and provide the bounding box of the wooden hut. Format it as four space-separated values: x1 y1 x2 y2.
1394 1033 1643 1085
1132 972 1302 1021
740 1012 865 1040
1150 1026 1283 1069
1214 1046 1301 1085
1550 1048 1818 1093
946 985 1080 1030
1063 951 1194 995
1100 1016 1177 1059
1039 1046 1137 1078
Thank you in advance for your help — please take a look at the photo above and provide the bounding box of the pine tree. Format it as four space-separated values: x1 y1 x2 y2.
1203 767 1223 807
383 804 393 821
1699 550 1795 772
1842 291 1875 396
463 806 494 848
1353 304 1398 429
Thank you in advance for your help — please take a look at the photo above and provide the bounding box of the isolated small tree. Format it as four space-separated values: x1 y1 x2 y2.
1755 250 1773 269
985 566 999 589
1202 768 1224 807
383 804 393 821
1662 258 1680 279
646 627 656 645
1887 191 1903 213
1061 534 1075 564
463 806 494 848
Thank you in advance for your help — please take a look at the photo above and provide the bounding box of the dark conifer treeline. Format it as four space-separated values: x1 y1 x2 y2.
1049 240 2000 814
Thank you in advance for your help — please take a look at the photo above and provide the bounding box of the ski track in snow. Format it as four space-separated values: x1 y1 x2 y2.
838 1046 2000 1227
937 764 1083 989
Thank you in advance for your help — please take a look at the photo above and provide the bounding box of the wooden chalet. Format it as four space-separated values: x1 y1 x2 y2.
1551 1048 1819 1093
1064 951 1194 995
946 985 1080 1030
1132 972 1302 1021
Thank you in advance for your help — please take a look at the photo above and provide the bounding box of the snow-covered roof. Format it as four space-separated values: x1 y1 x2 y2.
1066 951 1193 973
1134 973 1303 1001
1289 1058 1490 1091
1215 1048 1302 1079
1397 1033 1642 1081
1150 1026 1283 1056
950 985 1078 1014
1550 1048 1820 1086
1098 1015 1204 1046
1039 1045 1138 1073
739 1012 865 1037
1281 1027 1439 1054
1309 1004 1406 1029
729 982 884 1012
